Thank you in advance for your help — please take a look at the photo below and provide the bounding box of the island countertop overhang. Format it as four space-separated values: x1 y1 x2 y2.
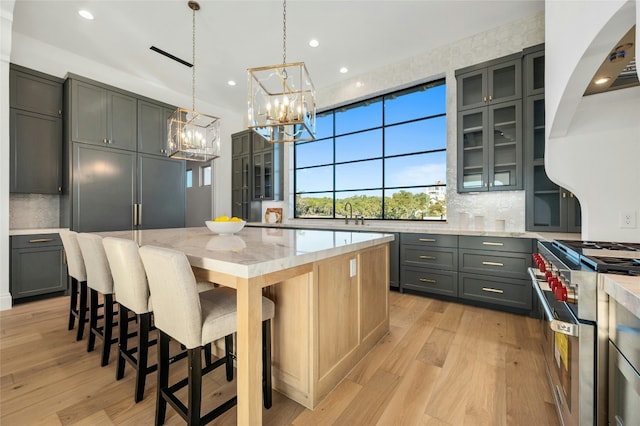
96 226 394 279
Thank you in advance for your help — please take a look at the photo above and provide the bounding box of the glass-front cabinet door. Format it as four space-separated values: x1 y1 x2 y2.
489 100 521 190
458 108 487 191
252 152 263 200
457 58 521 111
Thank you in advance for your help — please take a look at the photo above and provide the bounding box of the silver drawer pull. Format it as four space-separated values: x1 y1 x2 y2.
482 287 504 294
482 241 504 246
419 238 436 242
29 238 54 243
419 278 437 284
482 261 504 267
419 255 436 260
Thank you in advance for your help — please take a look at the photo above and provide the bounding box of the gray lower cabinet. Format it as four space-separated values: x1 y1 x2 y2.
400 233 458 296
400 233 533 313
10 234 67 301
71 143 185 232
388 232 400 290
458 235 533 312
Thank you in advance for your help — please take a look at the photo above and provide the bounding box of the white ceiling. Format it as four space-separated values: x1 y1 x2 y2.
11 0 544 115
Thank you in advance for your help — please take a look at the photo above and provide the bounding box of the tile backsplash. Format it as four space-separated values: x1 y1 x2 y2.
9 194 60 229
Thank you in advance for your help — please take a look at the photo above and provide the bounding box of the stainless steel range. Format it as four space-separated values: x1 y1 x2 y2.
527 239 640 426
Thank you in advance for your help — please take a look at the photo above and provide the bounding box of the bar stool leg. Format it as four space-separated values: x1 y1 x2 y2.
225 334 234 381
187 347 203 425
76 282 88 341
68 277 78 330
263 319 272 409
156 331 170 426
101 294 115 367
135 312 152 403
87 289 98 352
116 304 129 380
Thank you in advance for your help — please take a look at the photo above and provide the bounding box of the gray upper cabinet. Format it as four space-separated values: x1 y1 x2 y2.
138 100 175 156
232 131 251 220
456 56 522 111
9 65 63 194
456 54 523 193
70 79 137 150
523 44 581 232
10 64 63 117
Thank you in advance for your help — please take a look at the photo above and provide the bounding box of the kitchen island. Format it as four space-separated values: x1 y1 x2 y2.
96 226 394 424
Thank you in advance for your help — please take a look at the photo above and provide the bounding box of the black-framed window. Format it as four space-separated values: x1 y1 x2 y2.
294 79 447 220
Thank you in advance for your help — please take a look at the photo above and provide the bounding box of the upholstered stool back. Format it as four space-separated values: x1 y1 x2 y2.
103 237 150 314
60 230 87 282
77 233 113 295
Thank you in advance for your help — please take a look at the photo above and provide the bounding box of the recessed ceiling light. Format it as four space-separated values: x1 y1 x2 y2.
594 77 611 85
309 39 319 48
339 67 348 74
355 81 364 88
227 80 237 87
78 9 94 20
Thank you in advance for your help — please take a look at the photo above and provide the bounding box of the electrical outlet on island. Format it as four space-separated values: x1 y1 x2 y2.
619 210 637 229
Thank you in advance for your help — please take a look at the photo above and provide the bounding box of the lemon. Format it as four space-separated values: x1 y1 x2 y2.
213 215 229 222
230 217 243 222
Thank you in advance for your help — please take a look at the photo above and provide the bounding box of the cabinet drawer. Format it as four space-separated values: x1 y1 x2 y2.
401 233 458 248
11 233 62 249
459 274 531 310
401 267 457 297
401 246 457 270
459 249 531 279
458 235 532 253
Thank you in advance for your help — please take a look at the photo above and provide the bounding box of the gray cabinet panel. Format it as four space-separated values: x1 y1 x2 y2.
108 92 137 150
10 234 67 300
72 143 136 232
139 154 185 229
458 235 533 252
401 233 458 248
456 56 522 111
10 65 63 117
459 274 531 310
401 246 458 270
459 249 531 279
138 100 173 155
401 267 457 297
388 232 400 289
72 80 108 144
10 109 62 194
70 79 137 150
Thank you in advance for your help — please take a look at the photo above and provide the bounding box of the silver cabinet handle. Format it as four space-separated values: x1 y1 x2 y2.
482 261 504 267
488 95 493 101
419 278 437 284
418 238 436 242
133 204 138 226
482 241 504 246
29 238 54 243
419 255 436 260
138 204 142 226
482 287 504 294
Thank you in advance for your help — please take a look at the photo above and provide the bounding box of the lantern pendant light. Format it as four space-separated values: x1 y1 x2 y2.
247 0 316 143
167 1 221 161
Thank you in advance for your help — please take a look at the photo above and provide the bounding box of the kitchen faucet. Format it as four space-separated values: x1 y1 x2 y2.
344 202 353 224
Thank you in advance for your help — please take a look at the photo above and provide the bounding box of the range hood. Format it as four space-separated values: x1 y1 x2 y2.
585 26 638 95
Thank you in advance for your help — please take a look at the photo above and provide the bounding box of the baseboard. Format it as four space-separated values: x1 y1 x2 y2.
0 292 13 311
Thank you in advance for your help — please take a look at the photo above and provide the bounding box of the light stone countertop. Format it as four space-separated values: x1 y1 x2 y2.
602 274 640 319
9 228 68 236
96 226 394 279
247 221 581 242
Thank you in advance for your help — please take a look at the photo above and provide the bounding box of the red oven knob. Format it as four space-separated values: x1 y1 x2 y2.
538 261 546 273
555 286 568 302
545 271 553 282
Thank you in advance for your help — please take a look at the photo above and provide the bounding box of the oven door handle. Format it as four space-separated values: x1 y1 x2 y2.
529 268 580 337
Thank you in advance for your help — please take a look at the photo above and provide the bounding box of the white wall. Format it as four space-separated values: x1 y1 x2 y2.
546 0 640 242
283 13 546 232
0 0 16 310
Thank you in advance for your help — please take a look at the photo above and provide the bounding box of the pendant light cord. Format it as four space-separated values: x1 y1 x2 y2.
192 5 196 112
282 0 287 65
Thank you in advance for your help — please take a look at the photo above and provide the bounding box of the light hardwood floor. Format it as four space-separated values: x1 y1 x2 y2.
1 291 560 425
